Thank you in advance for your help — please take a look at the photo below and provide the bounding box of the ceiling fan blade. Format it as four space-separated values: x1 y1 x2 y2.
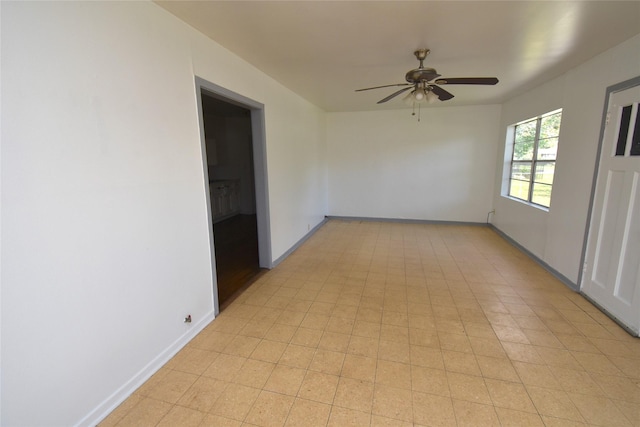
355 83 410 92
377 86 413 103
430 85 454 101
434 77 499 85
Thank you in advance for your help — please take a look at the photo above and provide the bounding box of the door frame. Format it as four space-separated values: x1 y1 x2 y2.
194 77 272 315
579 75 640 333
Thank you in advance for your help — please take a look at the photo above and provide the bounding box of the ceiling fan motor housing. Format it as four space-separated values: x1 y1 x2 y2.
405 68 440 84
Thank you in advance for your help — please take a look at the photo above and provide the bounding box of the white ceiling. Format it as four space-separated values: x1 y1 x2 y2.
155 1 640 112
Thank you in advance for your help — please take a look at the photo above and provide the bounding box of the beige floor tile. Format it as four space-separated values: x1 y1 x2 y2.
526 385 585 422
548 365 606 396
469 336 507 358
202 353 247 382
334 377 375 412
378 340 411 363
290 327 323 348
177 376 227 412
308 301 335 315
501 342 544 364
410 345 444 369
284 398 331 426
438 331 473 353
278 344 315 369
572 351 623 375
495 407 545 426
209 383 260 421
380 324 409 343
327 406 371 426
308 348 345 376
297 371 339 404
300 312 330 330
222 335 261 358
408 313 436 330
198 413 243 426
143 370 199 404
112 397 172 426
244 390 294 427
250 339 287 363
263 324 297 343
370 414 414 426
276 310 306 327
485 378 537 413
318 331 351 352
341 354 377 382
238 320 273 339
447 371 492 405
411 365 450 396
232 358 275 388
590 372 640 402
372 385 413 423
263 365 306 396
452 399 500 426
381 310 409 327
347 335 379 358
569 392 634 427
513 361 563 390
352 320 382 338
165 347 219 375
412 391 455 426
326 315 355 334
156 405 206 427
613 399 640 426
442 350 481 376
375 359 412 390
522 329 564 348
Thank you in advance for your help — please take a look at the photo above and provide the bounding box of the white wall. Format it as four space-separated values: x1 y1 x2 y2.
0 2 327 426
492 33 640 284
327 106 502 222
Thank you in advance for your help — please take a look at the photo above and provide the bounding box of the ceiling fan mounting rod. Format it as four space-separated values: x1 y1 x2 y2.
414 49 430 68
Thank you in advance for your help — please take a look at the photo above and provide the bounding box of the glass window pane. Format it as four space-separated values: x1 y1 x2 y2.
537 137 558 159
511 162 531 181
534 162 555 184
532 182 552 207
513 140 534 160
515 120 537 143
509 179 530 201
540 113 562 139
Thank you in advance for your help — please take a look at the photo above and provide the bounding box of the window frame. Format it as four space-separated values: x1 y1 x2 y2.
507 109 562 209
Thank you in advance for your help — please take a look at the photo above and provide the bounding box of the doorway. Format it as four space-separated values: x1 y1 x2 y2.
581 76 640 336
196 78 272 313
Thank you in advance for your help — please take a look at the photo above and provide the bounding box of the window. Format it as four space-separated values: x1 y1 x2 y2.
508 109 562 208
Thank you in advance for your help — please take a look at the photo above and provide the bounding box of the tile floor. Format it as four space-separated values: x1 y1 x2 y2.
100 220 640 427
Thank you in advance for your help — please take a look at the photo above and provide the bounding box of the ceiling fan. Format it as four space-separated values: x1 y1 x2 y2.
356 49 499 105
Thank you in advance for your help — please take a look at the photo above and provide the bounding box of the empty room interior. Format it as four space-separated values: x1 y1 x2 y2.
1 1 639 426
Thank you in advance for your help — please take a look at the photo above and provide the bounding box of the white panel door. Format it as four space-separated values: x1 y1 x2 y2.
582 84 640 335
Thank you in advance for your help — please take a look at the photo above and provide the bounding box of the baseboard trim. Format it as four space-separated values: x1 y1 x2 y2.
489 225 579 291
325 215 488 227
80 310 216 427
272 218 329 267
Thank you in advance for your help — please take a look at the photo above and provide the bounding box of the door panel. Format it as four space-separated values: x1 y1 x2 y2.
582 84 640 335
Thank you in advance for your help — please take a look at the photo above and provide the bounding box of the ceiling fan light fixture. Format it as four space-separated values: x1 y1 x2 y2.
413 90 425 101
426 90 439 104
